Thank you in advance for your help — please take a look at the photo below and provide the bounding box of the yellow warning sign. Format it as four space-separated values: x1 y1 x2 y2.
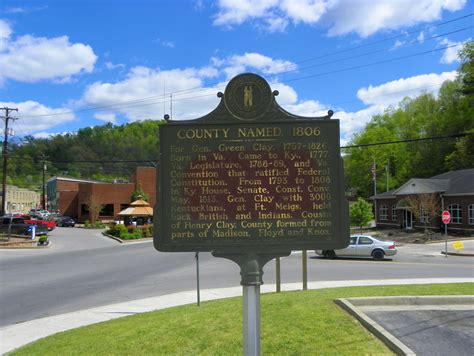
452 241 464 250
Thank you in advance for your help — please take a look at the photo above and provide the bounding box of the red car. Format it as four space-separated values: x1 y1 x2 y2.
14 214 57 231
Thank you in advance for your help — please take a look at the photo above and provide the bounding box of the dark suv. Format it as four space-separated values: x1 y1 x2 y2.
59 216 75 227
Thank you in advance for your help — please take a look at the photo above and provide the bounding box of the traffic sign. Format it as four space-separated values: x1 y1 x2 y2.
442 210 451 224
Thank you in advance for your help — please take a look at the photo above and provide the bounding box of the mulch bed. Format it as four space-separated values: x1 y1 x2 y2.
0 236 37 248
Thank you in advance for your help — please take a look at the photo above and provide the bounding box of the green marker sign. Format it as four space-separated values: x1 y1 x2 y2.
154 73 349 253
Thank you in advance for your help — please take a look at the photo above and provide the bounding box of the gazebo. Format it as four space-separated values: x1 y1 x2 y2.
118 198 153 225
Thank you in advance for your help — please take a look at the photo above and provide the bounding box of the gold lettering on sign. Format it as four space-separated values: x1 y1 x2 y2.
166 124 337 242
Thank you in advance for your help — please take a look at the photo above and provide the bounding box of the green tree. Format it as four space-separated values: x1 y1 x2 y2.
131 183 149 202
350 198 373 232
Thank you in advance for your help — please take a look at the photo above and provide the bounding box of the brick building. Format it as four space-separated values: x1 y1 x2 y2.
46 167 156 222
372 169 474 233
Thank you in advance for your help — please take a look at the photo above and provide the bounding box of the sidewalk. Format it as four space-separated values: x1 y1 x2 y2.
397 239 474 257
1 278 473 354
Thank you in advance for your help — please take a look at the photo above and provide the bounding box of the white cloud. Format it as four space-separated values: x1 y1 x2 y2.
105 62 125 70
0 100 75 136
417 31 425 43
357 71 457 106
393 39 405 49
81 52 298 123
279 0 330 24
94 112 117 124
439 38 464 64
82 67 223 121
213 0 279 27
216 52 297 79
324 0 466 37
335 105 387 146
155 38 175 48
0 20 12 52
213 0 467 37
0 22 97 83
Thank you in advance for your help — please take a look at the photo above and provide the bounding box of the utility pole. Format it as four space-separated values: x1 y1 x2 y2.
41 154 47 210
1 107 18 216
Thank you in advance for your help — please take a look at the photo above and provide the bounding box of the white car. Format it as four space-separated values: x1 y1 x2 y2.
316 235 397 260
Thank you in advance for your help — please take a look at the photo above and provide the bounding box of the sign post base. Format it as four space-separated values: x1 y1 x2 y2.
243 285 260 356
213 251 290 356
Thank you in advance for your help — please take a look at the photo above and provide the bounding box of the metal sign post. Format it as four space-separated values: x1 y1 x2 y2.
442 210 450 258
212 251 290 356
243 285 260 355
195 252 200 306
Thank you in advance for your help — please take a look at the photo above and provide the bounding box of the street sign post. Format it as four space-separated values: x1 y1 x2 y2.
442 210 450 257
154 73 350 355
442 210 451 224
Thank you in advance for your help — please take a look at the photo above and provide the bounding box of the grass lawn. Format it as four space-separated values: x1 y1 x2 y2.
12 283 473 355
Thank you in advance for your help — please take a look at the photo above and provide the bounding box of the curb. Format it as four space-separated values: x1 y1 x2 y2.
102 232 153 244
424 237 474 245
441 251 474 257
335 298 415 355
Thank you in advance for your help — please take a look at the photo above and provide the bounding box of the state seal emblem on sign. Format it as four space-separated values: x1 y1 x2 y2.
224 73 273 121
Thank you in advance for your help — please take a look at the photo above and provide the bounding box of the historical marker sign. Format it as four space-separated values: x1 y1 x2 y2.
154 73 349 253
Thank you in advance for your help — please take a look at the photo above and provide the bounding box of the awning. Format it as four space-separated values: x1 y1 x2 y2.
118 198 153 216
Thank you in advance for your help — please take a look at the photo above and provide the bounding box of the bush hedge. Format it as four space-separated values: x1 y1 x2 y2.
106 223 152 240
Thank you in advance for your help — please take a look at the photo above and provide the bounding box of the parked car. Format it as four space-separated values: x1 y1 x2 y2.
0 216 49 236
59 216 75 227
15 214 57 231
315 235 397 260
50 213 63 223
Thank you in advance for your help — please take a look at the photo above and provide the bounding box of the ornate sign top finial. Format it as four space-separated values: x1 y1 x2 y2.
223 73 273 121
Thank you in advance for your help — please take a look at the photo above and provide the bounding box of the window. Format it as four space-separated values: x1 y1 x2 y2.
100 204 114 216
358 236 373 245
420 207 430 223
349 236 357 245
447 204 462 224
379 205 388 221
469 204 474 225
391 205 397 221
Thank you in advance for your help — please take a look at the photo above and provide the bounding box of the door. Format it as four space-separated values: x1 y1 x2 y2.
356 236 374 256
337 235 357 256
403 210 413 229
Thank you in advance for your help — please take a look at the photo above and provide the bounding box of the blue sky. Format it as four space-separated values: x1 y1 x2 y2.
1 0 472 145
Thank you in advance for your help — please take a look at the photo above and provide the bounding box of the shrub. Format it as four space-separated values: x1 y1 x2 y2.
84 220 91 228
106 223 128 237
119 228 143 240
94 221 106 228
38 236 48 244
141 224 153 237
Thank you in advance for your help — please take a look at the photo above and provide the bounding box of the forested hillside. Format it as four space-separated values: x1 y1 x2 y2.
344 43 473 197
7 120 164 190
5 44 473 197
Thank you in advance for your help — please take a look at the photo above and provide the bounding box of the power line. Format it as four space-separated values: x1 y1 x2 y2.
7 132 470 164
15 15 472 120
341 132 472 149
269 27 471 78
269 13 473 73
282 42 468 85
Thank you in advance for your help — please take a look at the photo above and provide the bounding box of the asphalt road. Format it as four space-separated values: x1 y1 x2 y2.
1 227 472 327
367 310 474 355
